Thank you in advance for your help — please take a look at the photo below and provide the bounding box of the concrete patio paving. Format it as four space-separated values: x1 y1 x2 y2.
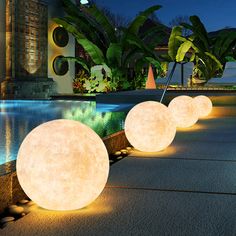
2 106 236 236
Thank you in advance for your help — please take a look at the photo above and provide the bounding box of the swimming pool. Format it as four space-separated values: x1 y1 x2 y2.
0 100 128 165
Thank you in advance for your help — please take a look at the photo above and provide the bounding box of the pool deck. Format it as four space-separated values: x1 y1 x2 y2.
2 106 236 235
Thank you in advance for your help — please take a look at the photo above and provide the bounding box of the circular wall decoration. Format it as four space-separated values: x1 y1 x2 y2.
53 55 69 76
53 27 69 47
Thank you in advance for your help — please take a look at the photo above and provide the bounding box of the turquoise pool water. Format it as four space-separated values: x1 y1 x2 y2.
0 100 128 165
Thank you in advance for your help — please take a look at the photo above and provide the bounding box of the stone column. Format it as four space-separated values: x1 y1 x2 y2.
1 0 56 99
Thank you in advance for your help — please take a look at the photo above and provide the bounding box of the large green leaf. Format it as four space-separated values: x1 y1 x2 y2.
189 16 209 50
128 5 162 35
189 52 195 62
145 57 162 70
176 41 192 62
62 0 81 19
53 18 86 39
134 57 147 73
61 0 110 49
204 52 223 70
61 0 101 37
61 56 90 72
106 43 122 66
180 22 193 32
124 31 155 57
175 35 187 43
225 56 236 62
213 33 226 56
63 16 105 50
159 54 172 62
220 32 236 57
123 48 143 67
168 26 183 61
77 38 105 64
139 24 167 40
86 4 117 43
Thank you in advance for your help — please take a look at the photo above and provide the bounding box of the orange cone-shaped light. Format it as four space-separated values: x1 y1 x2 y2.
145 65 156 89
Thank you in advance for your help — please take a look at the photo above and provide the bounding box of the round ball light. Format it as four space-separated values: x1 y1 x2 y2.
16 119 109 211
124 101 176 152
193 95 213 118
168 95 198 128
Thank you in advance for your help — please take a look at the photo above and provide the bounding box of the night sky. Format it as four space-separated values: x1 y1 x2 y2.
95 0 236 32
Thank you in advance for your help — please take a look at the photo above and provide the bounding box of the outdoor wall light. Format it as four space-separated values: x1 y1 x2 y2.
53 55 69 76
16 119 109 211
53 26 69 47
168 95 198 128
193 95 213 118
124 101 176 152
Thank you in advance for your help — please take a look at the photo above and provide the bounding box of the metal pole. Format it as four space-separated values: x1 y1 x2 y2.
160 61 177 103
181 63 184 86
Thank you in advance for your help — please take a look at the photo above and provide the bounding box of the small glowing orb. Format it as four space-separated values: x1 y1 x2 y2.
193 95 213 118
168 95 198 128
80 0 89 4
16 119 109 211
124 101 176 152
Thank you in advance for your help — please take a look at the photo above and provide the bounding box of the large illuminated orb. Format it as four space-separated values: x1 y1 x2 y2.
16 119 109 211
124 101 176 152
168 95 198 128
193 95 213 118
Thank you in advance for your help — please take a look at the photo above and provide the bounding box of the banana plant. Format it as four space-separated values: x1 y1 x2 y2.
54 0 164 91
176 16 236 81
166 27 219 81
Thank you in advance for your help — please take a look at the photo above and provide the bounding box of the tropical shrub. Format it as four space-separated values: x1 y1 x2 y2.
84 64 116 93
54 0 164 91
168 16 236 81
73 69 89 93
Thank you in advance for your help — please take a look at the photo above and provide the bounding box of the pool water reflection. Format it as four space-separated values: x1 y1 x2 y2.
0 100 127 165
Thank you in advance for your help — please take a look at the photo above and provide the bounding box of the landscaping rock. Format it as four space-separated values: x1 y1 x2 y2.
18 199 29 205
114 151 121 156
7 205 24 215
26 201 36 207
121 150 128 155
120 149 127 152
0 216 15 224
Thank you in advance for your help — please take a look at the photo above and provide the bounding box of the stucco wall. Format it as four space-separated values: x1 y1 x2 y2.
48 0 75 94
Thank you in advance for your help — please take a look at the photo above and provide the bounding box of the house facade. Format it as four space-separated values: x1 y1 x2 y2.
0 0 75 99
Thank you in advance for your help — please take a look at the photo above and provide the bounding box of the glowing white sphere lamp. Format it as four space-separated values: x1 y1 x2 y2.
193 95 213 118
124 101 176 152
16 119 109 211
168 95 198 128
